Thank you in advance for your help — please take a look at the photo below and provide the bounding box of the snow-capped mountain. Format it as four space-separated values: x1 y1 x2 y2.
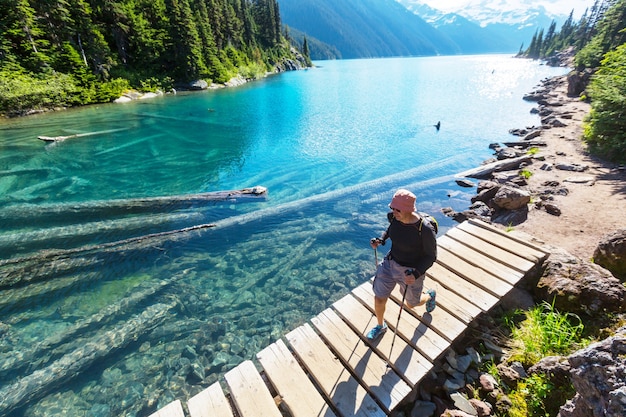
397 0 569 52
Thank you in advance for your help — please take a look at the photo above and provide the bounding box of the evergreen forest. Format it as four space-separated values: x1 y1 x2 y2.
522 0 626 162
0 0 311 116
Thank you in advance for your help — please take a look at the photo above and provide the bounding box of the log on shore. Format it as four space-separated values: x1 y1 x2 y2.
454 156 532 179
501 140 547 148
0 186 267 226
0 302 175 416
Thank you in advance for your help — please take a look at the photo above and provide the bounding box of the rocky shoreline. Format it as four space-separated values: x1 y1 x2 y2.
395 72 626 417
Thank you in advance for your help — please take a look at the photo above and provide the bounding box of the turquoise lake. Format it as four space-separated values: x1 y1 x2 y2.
0 55 568 417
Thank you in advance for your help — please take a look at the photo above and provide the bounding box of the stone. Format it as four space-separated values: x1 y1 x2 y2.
555 163 588 172
528 355 571 387
560 326 626 417
443 410 476 417
445 378 465 393
543 203 561 216
479 373 498 392
496 361 527 388
593 229 626 280
410 400 436 417
450 392 478 416
536 248 626 315
564 175 595 184
188 80 208 90
469 398 492 417
456 179 476 188
492 186 531 210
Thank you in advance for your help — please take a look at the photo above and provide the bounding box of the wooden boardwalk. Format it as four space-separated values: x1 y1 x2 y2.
149 219 550 417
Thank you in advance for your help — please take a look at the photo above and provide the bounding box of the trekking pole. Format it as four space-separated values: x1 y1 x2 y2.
374 246 378 268
387 275 409 369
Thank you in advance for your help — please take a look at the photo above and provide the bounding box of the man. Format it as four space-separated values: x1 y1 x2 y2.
367 188 438 340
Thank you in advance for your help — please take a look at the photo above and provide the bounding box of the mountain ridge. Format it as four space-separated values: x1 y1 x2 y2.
279 0 571 59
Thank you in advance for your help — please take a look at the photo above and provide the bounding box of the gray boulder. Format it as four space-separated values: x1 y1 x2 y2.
593 229 626 281
492 186 531 210
536 248 626 315
559 326 626 417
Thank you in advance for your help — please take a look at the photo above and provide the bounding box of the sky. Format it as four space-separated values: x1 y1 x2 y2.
418 0 598 19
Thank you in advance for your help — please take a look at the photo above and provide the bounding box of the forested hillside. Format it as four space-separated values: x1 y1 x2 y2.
0 0 310 116
278 0 460 59
522 0 626 162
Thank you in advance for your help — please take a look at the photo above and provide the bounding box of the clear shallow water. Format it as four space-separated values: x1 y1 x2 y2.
0 55 567 416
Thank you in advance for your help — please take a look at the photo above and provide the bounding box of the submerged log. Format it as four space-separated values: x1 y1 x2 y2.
0 302 175 416
37 128 130 142
0 210 205 259
454 156 532 179
0 270 188 381
0 223 215 289
0 186 267 226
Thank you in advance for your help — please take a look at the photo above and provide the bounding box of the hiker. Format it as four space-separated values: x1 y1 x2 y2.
367 189 438 340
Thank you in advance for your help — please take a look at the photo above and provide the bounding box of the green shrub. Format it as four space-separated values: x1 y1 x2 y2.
508 372 575 417
584 42 626 163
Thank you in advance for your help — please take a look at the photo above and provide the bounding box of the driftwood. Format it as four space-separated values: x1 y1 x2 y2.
501 140 547 148
0 270 187 381
454 155 532 179
0 223 215 289
0 302 175 416
0 187 267 226
37 128 130 142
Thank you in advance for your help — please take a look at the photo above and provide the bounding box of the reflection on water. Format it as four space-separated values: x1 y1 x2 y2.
0 56 568 416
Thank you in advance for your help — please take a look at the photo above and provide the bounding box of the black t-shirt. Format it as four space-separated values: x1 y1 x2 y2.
385 213 437 276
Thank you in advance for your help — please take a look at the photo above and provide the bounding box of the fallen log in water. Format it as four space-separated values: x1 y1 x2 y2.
0 186 267 227
0 270 188 381
454 155 532 179
37 127 130 142
0 223 214 289
0 210 205 259
0 302 175 416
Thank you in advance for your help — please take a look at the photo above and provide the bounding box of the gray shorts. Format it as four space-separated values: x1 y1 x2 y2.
373 256 425 306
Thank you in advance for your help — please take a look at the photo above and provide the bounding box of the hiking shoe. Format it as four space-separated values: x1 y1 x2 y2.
366 322 387 340
425 289 436 313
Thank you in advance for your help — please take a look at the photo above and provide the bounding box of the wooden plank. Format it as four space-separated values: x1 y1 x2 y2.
445 227 535 273
438 235 523 286
436 246 513 298
257 340 336 417
422 275 482 324
188 382 234 417
223 360 282 417
351 285 449 362
331 292 431 386
149 400 185 417
286 324 386 417
311 308 412 413
427 262 499 312
458 221 548 263
384 281 468 343
468 218 550 254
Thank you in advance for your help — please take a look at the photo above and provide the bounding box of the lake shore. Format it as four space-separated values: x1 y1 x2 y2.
495 73 625 260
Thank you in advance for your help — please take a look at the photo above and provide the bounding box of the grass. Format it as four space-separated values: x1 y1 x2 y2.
507 301 589 366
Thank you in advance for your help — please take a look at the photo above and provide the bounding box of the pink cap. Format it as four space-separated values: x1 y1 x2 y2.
390 189 416 213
